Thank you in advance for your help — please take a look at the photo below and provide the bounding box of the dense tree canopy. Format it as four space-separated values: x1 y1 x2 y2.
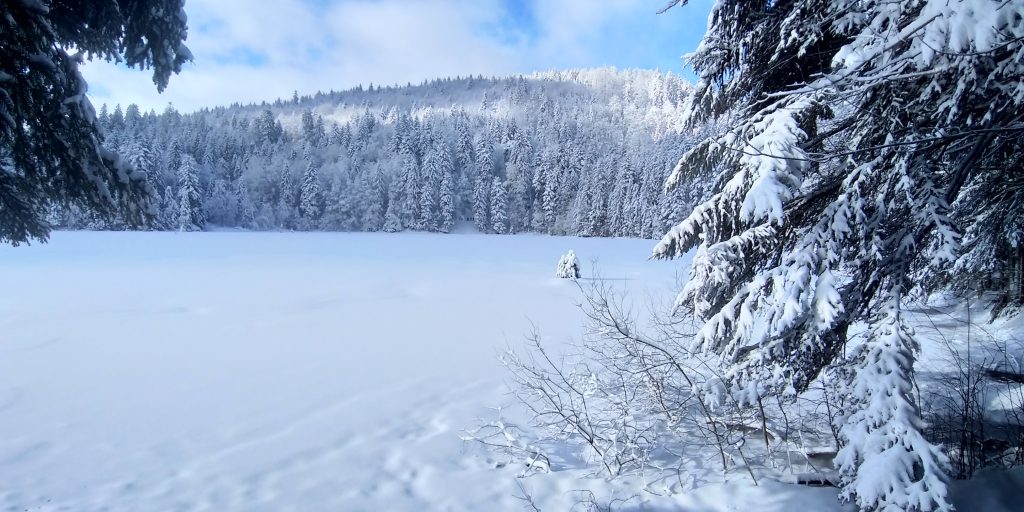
0 0 191 245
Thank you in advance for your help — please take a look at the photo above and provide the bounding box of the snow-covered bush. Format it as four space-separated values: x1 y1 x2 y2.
472 280 842 484
556 250 581 279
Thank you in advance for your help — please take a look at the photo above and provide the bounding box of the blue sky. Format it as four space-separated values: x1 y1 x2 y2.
82 0 713 112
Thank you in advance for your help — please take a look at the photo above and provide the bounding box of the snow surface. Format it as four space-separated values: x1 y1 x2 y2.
0 231 1018 511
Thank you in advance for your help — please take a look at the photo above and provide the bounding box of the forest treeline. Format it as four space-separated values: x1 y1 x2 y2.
56 69 704 239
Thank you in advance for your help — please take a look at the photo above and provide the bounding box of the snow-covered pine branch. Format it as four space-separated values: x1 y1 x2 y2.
1 0 190 244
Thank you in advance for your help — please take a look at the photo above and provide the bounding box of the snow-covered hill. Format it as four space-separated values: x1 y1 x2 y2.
62 68 708 240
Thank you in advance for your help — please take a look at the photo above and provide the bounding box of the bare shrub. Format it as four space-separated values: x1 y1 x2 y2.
467 277 843 489
918 296 1024 478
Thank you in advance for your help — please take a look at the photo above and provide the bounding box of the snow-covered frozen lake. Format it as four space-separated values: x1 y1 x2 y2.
0 231 683 511
3 231 1019 511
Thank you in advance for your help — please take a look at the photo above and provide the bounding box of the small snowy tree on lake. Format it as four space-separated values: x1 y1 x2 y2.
176 155 203 231
556 250 580 279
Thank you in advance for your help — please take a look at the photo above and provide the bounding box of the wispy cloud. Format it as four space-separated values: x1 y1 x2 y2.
81 0 710 112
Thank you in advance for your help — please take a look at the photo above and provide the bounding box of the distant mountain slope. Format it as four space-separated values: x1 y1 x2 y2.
59 68 709 238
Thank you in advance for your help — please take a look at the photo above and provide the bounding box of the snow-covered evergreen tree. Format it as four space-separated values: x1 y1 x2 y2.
439 165 456 233
319 172 350 231
382 186 402 233
299 162 322 226
419 143 444 232
472 173 491 233
176 155 204 231
253 109 282 147
121 137 153 185
455 120 475 171
490 179 509 234
205 179 239 227
472 136 494 232
540 154 559 233
399 147 420 229
158 186 177 229
0 0 190 244
654 0 1024 509
277 161 298 229
301 110 325 150
354 166 386 231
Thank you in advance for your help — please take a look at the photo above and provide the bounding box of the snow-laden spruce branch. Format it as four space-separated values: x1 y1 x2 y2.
705 123 1024 165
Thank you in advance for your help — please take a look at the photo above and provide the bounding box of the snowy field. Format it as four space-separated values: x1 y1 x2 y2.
0 231 1019 511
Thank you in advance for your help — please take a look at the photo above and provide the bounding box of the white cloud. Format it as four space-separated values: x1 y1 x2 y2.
81 0 704 113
